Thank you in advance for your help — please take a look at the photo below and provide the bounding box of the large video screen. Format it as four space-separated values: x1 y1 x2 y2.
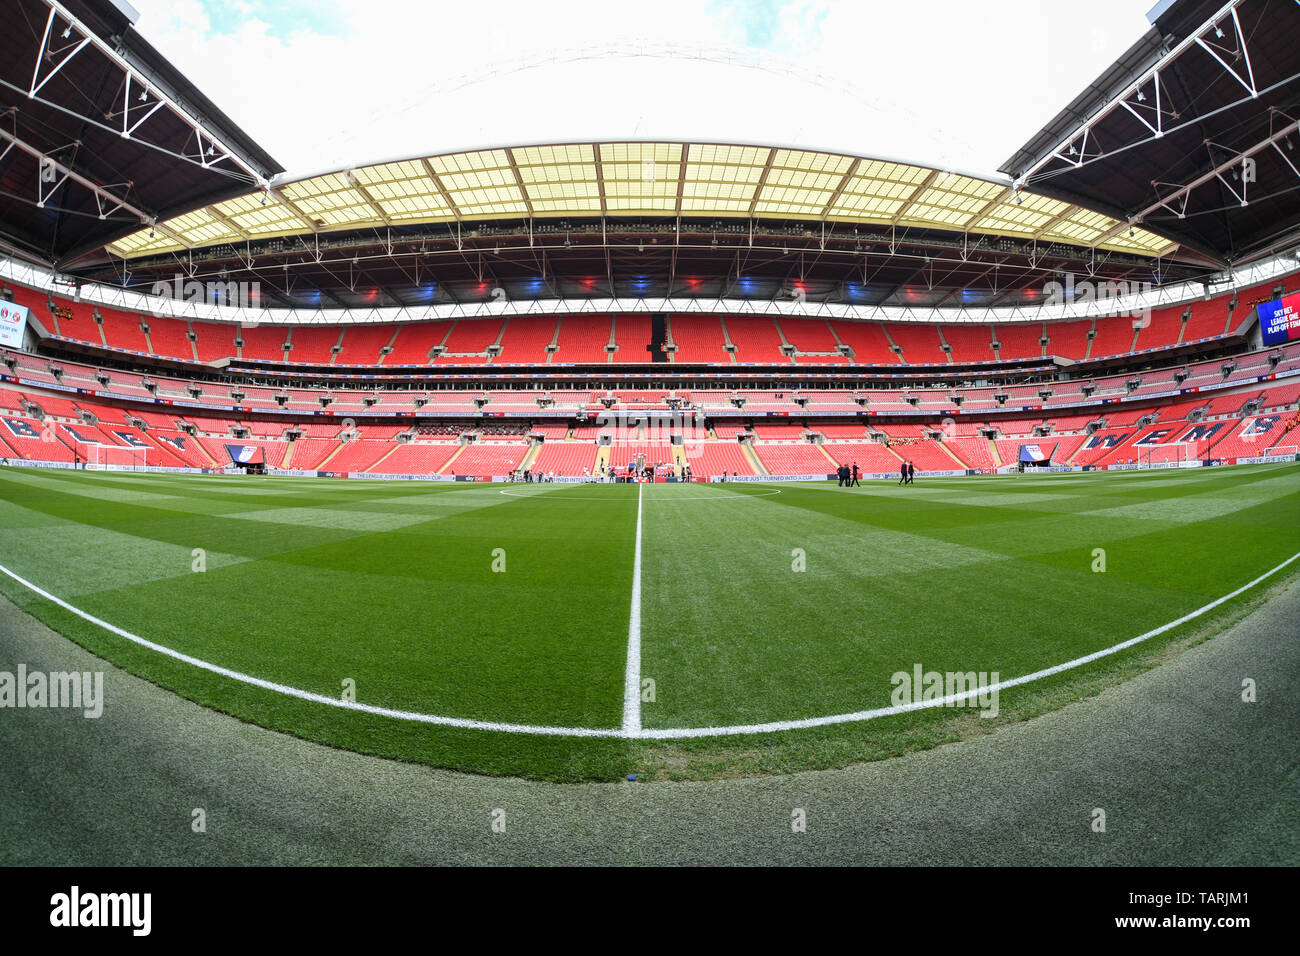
1258 290 1300 346
0 302 29 349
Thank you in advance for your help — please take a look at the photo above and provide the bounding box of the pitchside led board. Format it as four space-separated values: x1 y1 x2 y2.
1019 443 1056 464
0 302 30 349
224 444 262 464
1258 291 1300 346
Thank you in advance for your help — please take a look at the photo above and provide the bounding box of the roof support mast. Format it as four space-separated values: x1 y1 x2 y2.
30 0 268 187
1013 0 1256 187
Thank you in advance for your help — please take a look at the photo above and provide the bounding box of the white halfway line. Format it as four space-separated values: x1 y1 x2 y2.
622 480 643 733
0 548 1296 740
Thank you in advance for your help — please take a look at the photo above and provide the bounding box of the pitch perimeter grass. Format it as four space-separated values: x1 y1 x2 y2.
0 463 1297 780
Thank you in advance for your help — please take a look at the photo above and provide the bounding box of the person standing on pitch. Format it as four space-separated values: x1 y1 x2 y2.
851 462 861 487
907 461 915 485
899 461 907 486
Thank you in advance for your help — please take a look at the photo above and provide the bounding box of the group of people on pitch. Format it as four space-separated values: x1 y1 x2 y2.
834 461 918 486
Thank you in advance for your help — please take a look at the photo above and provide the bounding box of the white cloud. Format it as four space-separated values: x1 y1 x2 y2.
127 0 1156 179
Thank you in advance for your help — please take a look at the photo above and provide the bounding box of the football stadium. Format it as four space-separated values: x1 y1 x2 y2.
1 0 1298 876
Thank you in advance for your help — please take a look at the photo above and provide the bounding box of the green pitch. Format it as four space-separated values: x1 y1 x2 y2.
1 463 1297 781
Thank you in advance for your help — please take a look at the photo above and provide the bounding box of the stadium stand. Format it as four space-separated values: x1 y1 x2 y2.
939 325 997 364
384 321 451 364
498 317 560 365
192 320 238 362
448 442 527 476
726 316 786 364
531 442 598 476
612 315 653 364
4 259 1299 482
1182 297 1232 341
439 318 503 361
148 316 197 361
1089 316 1139 359
886 324 947 364
822 443 900 473
668 315 731 364
334 324 397 366
755 443 834 475
828 321 897 363
779 318 840 353
992 322 1043 360
1042 320 1092 360
238 324 290 362
286 326 343 364
684 441 755 477
321 439 397 474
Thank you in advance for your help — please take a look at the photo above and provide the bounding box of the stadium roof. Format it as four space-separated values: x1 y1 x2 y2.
1002 0 1300 269
101 142 1180 261
0 0 282 266
10 0 1289 312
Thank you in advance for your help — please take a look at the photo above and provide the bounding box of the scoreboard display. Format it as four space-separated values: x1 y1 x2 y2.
0 302 28 349
1258 290 1300 346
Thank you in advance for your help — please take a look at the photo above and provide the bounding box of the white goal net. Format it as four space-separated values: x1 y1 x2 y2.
82 443 148 471
1143 441 1200 467
1108 441 1203 469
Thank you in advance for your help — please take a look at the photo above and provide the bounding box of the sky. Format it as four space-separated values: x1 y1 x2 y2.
125 0 1160 181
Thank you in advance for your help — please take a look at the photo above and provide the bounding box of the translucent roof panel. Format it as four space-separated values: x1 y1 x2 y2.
213 192 309 237
103 141 1181 260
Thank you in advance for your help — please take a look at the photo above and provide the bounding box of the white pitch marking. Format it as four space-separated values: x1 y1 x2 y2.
0 548 1296 740
622 480 644 733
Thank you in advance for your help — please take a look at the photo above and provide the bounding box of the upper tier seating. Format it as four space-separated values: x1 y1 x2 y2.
438 318 503 361
385 321 451 364
149 316 196 361
498 317 560 365
779 318 840 353
286 326 343 364
239 325 289 362
828 321 897 363
940 325 997 364
725 316 785 364
1042 320 1091 360
1131 307 1183 350
885 324 947 364
192 321 238 362
7 266 1285 374
1182 297 1232 341
992 322 1043 360
669 315 730 364
1089 316 1139 359
334 325 398 366
612 314 653 364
